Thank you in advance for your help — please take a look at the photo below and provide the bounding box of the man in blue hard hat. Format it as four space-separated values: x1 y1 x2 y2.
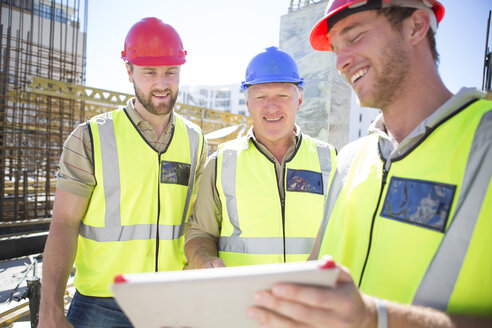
247 0 492 327
185 46 337 268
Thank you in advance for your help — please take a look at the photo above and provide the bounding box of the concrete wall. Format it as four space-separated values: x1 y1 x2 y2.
279 0 352 150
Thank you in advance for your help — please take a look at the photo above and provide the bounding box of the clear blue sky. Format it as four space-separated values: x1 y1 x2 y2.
85 0 492 95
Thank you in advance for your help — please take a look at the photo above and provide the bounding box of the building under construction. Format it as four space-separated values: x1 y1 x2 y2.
0 0 88 260
0 0 252 262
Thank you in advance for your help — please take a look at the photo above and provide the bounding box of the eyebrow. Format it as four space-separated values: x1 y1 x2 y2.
339 21 364 37
330 21 364 51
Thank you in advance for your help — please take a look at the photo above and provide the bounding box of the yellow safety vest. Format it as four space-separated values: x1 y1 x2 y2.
75 108 204 296
217 134 336 266
319 99 492 315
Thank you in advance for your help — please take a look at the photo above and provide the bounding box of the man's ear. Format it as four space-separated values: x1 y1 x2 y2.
406 9 431 46
125 62 134 83
297 88 304 112
246 101 252 115
244 89 251 115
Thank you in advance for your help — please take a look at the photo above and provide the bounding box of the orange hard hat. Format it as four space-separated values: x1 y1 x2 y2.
121 17 187 66
310 0 445 51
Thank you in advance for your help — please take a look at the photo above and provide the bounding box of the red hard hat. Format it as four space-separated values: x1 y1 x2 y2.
121 17 187 66
310 0 445 51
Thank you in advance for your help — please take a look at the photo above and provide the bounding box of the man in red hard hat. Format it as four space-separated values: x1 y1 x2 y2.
248 1 492 327
38 17 207 327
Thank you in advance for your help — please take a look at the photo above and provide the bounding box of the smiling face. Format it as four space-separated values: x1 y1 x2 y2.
126 63 180 116
246 82 302 150
329 10 411 109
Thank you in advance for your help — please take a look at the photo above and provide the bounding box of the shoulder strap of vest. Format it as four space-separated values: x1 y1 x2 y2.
413 107 492 310
216 135 269 239
218 142 242 238
392 99 479 162
83 110 122 236
222 135 250 151
86 119 96 185
316 135 377 258
177 113 204 237
301 134 337 205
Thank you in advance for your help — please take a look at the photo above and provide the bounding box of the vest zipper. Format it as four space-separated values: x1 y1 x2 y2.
155 153 162 272
281 163 287 263
274 165 287 263
252 139 289 264
358 165 389 287
281 198 286 263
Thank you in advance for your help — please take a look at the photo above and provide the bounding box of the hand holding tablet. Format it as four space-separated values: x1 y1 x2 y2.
111 257 339 328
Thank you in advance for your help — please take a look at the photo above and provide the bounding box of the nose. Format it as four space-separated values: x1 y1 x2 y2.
335 49 354 78
265 97 279 110
155 72 170 89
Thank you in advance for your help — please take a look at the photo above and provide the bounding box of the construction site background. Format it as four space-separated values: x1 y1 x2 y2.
0 0 251 262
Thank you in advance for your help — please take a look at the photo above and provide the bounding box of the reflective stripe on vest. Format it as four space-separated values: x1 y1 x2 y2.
317 144 335 211
317 137 372 253
413 110 492 310
217 135 335 259
79 112 201 242
221 148 241 237
180 123 200 237
219 236 316 254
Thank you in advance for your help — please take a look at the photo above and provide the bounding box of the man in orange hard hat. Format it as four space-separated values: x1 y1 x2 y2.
38 17 207 327
248 0 492 327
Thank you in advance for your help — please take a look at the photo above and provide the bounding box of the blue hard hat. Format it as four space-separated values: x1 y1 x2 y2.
241 46 304 91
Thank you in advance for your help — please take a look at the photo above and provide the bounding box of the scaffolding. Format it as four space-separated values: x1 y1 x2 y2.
25 75 252 148
0 0 87 227
2 73 252 225
0 1 251 260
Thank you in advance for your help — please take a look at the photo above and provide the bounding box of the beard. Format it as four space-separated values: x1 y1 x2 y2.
361 36 410 109
134 85 178 116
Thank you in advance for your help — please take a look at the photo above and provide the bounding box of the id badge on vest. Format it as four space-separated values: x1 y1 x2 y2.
380 177 456 232
286 169 323 195
161 161 190 186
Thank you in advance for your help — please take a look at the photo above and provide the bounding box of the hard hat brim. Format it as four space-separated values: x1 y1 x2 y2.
241 78 304 91
309 0 445 52
310 0 360 52
310 18 333 51
122 56 186 66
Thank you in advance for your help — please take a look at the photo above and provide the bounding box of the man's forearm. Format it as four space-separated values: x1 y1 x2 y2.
308 227 322 260
39 189 89 327
184 237 224 269
39 219 80 316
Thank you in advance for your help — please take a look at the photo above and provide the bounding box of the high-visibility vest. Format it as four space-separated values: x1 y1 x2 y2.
74 108 204 296
319 99 492 315
217 134 336 266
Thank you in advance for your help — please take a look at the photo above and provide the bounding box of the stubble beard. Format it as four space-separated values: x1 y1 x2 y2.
362 37 410 110
134 85 178 116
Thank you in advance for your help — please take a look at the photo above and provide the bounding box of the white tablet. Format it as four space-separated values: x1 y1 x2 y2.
111 258 339 328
